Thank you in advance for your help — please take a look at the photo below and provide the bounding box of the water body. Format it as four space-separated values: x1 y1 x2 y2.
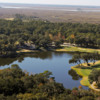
0 6 28 9
1 4 100 12
0 52 88 89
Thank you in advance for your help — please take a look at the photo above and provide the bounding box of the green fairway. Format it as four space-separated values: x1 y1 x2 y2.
72 67 91 87
56 46 100 54
71 61 100 87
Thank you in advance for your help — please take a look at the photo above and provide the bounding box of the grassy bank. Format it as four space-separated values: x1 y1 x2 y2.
17 46 100 53
56 46 100 53
17 49 39 53
17 46 100 54
71 61 100 88
5 18 14 21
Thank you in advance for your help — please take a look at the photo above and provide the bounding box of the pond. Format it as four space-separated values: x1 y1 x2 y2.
0 52 88 89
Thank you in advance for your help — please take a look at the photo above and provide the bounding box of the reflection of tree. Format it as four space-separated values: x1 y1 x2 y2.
0 52 64 66
54 52 64 57
0 52 73 66
0 57 18 66
17 57 24 62
0 52 53 66
31 52 52 59
68 69 81 80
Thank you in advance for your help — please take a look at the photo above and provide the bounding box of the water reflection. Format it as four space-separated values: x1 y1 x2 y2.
68 69 82 80
0 51 88 89
0 52 71 66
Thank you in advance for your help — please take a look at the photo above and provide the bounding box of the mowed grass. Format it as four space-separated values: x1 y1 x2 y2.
72 67 91 86
57 46 100 87
72 61 100 87
17 49 38 53
5 18 14 21
56 46 100 54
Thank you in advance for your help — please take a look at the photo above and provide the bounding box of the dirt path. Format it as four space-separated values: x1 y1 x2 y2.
90 82 100 92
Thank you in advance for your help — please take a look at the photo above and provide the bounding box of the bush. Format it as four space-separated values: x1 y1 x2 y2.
80 96 94 100
58 94 79 100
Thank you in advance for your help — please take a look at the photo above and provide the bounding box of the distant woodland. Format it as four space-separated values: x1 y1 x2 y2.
0 17 100 56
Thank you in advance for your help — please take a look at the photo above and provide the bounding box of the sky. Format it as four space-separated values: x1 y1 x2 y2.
0 0 100 6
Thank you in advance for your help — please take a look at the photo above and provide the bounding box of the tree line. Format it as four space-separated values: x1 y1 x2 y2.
0 64 98 100
0 18 100 56
69 52 100 66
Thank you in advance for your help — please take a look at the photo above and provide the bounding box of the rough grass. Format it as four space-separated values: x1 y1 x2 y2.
56 46 100 53
17 49 38 53
71 61 100 88
1 7 100 24
5 18 14 21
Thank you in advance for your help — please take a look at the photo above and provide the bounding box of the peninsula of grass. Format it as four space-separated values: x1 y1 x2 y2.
71 61 100 88
56 46 100 54
17 49 39 53
16 46 100 54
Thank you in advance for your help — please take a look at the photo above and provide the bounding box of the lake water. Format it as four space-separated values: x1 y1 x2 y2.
0 52 88 89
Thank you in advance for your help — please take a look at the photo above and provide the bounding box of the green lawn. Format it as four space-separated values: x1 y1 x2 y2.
72 67 91 87
17 49 38 53
56 46 100 53
57 46 100 89
72 61 100 87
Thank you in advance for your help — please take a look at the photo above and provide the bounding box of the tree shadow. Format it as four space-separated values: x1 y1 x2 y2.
91 64 100 69
75 64 93 69
68 69 82 80
76 63 100 70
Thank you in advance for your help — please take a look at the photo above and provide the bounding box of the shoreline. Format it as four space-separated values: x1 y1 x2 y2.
1 46 100 58
1 47 100 92
18 47 100 92
71 61 100 92
16 49 39 53
55 46 100 54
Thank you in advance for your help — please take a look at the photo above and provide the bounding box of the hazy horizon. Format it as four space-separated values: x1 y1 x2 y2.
0 0 100 6
0 2 100 7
